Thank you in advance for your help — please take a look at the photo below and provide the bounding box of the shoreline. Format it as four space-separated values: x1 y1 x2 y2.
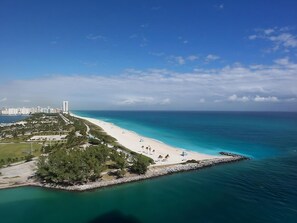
0 154 249 192
0 112 250 192
71 113 226 166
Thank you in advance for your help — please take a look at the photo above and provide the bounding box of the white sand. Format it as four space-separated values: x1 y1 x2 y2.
72 113 223 166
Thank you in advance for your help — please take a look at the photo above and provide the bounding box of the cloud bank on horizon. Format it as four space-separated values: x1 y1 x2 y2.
1 58 296 111
0 0 296 111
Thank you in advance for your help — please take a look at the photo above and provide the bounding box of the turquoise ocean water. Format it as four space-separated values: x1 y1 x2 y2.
0 111 296 223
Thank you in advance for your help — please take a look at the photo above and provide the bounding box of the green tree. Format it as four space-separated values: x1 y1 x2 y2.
12 131 18 138
115 169 126 178
130 154 150 175
110 150 127 170
36 147 105 185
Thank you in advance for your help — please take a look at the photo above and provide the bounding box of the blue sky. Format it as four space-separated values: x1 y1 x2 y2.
0 0 297 111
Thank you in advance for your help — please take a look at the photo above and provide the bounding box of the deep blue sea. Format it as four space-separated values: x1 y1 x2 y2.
0 111 296 223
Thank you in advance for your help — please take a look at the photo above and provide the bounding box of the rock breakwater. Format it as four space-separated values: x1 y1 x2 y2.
32 152 249 191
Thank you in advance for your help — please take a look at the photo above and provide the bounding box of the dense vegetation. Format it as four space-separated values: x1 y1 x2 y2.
36 146 152 184
130 154 151 174
36 146 108 185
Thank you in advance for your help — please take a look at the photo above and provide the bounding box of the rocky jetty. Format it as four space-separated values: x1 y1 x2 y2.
219 152 250 160
31 152 250 191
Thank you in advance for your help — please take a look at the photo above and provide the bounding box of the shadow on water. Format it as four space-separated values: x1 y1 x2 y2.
88 210 142 223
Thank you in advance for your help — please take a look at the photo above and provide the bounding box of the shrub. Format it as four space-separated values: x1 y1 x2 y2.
25 154 34 162
89 138 101 145
115 169 126 178
130 154 150 175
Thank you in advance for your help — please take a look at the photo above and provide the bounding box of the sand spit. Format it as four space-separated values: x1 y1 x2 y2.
72 113 226 166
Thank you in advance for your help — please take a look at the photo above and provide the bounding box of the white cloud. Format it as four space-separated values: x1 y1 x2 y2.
274 57 290 66
116 96 154 105
115 96 171 106
228 94 250 102
248 35 257 40
214 4 224 10
264 28 275 35
249 27 297 52
269 33 297 48
178 36 189 45
175 56 186 65
254 95 279 102
169 55 199 65
205 54 220 62
187 55 199 61
227 94 280 103
228 95 237 101
21 99 30 103
199 98 205 103
169 56 186 65
86 34 107 41
161 98 171 105
0 97 7 102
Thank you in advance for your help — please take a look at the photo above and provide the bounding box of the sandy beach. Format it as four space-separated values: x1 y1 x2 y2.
72 113 225 166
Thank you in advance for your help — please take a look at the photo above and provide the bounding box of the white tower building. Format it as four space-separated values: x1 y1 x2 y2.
62 101 69 114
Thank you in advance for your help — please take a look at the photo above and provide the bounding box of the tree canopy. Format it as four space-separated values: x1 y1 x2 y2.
130 154 151 175
36 146 109 185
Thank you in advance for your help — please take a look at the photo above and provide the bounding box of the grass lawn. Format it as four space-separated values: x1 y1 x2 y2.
0 143 42 161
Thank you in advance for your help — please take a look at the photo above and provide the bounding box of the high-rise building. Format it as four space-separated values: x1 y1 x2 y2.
62 101 69 114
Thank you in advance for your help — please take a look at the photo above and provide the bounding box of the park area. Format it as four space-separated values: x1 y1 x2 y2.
0 143 41 166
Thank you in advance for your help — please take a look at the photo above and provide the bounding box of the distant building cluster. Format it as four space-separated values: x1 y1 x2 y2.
0 101 69 115
0 106 60 115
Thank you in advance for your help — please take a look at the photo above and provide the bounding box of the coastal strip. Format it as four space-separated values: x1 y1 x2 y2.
0 113 250 192
71 113 226 166
36 154 248 191
1 153 246 192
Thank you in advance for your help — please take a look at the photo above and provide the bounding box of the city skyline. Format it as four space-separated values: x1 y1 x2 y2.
0 101 68 115
0 105 62 115
0 0 296 111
